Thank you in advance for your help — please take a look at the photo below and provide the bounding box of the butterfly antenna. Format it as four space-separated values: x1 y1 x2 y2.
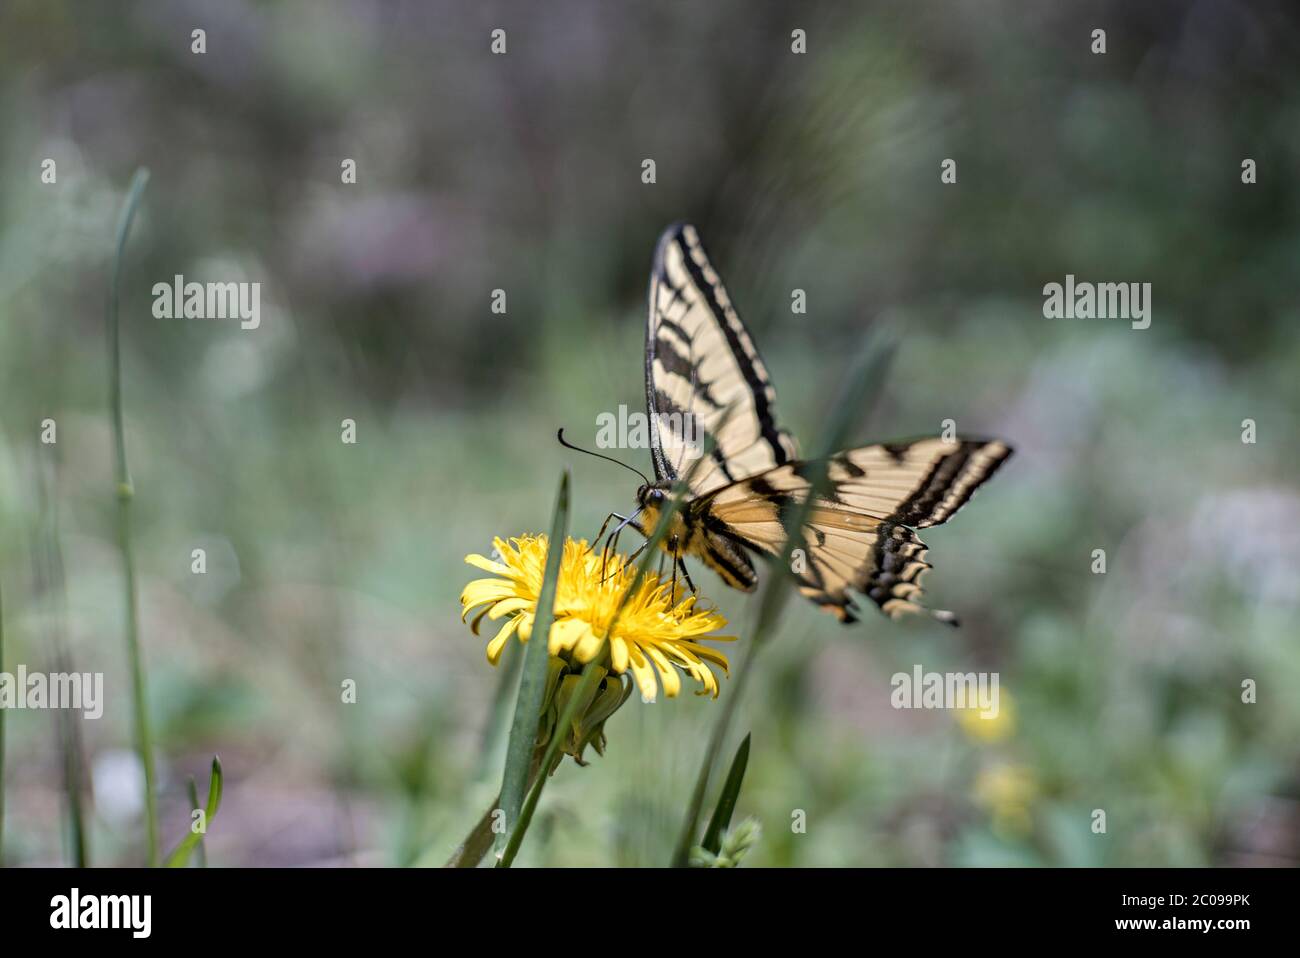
556 428 651 485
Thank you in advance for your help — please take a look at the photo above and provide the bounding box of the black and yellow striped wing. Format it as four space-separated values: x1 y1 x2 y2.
697 438 1013 623
645 223 797 492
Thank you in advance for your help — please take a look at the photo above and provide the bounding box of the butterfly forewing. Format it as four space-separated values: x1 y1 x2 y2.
645 223 797 492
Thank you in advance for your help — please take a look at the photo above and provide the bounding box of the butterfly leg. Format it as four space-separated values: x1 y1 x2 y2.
594 511 627 554
676 557 697 595
600 541 647 584
599 508 648 579
596 511 637 580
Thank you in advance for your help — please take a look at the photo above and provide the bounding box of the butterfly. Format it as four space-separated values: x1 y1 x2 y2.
579 223 1013 626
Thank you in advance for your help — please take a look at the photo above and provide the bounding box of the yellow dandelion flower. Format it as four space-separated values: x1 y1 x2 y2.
955 688 1016 744
460 534 735 701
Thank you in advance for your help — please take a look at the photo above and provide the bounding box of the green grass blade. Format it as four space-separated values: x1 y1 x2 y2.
163 756 223 868
186 776 207 867
495 471 570 858
700 733 750 855
670 333 897 866
106 167 159 866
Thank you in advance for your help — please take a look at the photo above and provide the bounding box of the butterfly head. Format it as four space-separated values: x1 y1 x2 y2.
636 483 668 507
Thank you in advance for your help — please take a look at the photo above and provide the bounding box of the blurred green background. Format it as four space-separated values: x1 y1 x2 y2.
2 0 1298 867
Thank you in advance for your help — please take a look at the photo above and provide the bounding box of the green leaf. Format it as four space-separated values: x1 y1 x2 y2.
700 733 750 855
495 471 570 858
163 756 223 868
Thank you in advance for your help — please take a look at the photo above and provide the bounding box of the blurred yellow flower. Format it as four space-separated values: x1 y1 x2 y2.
955 688 1016 743
973 762 1038 836
460 534 734 701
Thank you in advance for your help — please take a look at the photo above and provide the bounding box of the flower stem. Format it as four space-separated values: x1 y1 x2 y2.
107 168 157 866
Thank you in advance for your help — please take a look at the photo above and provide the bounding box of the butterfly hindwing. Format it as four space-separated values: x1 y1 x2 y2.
696 439 1013 622
645 223 797 492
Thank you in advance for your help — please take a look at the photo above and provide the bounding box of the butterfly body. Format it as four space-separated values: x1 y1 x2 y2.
634 483 759 593
631 222 1012 625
